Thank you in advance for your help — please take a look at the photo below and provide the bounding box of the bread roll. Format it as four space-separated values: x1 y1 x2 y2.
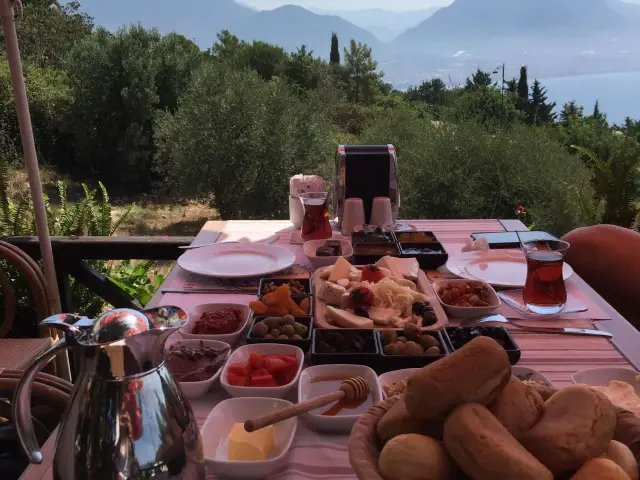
405 336 511 421
489 376 545 437
520 385 616 476
377 396 444 443
571 458 631 480
602 441 639 480
443 403 553 480
379 434 460 480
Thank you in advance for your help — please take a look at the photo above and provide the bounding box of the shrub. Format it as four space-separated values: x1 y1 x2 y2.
154 62 334 219
360 108 594 236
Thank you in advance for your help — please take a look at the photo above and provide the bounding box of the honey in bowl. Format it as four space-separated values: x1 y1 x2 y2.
308 375 372 417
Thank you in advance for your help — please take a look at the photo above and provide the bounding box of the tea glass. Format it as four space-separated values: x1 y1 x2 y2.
521 239 571 314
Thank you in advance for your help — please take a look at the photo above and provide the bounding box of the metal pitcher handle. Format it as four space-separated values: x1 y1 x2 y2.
12 339 73 464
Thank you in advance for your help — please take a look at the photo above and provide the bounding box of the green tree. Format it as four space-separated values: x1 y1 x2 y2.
465 68 493 90
283 45 318 90
330 32 340 65
505 78 518 94
449 87 518 126
560 100 584 126
517 65 529 113
212 31 287 81
527 80 556 126
343 40 383 104
406 78 449 106
591 100 608 128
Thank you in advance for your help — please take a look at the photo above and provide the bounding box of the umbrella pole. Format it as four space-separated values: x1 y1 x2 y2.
1 0 70 380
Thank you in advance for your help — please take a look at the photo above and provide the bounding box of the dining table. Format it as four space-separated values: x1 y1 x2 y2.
20 218 640 480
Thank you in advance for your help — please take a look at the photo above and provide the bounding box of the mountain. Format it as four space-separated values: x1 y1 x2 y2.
309 7 443 42
394 0 637 51
73 0 381 57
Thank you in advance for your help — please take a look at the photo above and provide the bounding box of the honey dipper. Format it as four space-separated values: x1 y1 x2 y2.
244 376 370 432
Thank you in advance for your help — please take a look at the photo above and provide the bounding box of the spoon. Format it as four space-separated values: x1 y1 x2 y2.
244 376 369 432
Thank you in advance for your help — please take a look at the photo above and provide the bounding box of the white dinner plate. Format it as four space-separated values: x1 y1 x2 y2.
177 243 296 278
446 249 574 287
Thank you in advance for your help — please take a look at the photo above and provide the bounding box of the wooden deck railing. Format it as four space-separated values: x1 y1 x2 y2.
4 236 193 312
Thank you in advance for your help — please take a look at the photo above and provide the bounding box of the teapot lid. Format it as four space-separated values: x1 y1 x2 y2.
92 307 188 344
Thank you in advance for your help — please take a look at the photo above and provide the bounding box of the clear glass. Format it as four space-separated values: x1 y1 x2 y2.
300 192 332 241
521 239 571 314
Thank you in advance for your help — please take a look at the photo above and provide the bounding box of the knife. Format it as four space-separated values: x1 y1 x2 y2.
467 314 613 337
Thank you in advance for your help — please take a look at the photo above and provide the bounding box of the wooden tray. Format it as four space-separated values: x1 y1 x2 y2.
313 268 449 330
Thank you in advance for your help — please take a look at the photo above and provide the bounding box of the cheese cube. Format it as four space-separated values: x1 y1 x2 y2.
326 306 374 329
319 282 347 306
228 423 275 461
328 257 353 283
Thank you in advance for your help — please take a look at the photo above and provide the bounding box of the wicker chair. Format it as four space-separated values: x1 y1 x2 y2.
0 241 56 372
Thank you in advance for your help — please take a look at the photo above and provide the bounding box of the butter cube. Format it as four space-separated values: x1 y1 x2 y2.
228 423 275 462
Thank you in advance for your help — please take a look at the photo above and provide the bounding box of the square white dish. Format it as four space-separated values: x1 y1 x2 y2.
164 338 230 400
297 364 382 433
433 279 501 318
572 367 640 394
180 303 251 345
378 368 421 398
303 239 353 268
220 343 304 398
200 397 297 480
512 366 553 387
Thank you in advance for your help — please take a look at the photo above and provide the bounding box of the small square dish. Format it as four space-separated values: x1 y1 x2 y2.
395 231 439 243
353 243 400 265
259 278 311 297
246 315 313 351
303 239 354 268
444 326 521 365
378 368 421 398
571 367 640 394
164 338 230 399
399 242 448 269
351 230 395 245
311 329 379 367
181 303 251 345
434 279 501 318
297 364 382 433
376 329 449 372
220 343 304 398
200 397 297 480
512 366 554 388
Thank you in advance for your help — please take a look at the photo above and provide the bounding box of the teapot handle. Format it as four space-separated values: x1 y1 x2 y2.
12 339 73 464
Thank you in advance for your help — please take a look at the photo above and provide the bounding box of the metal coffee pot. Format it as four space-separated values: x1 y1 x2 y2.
13 307 205 479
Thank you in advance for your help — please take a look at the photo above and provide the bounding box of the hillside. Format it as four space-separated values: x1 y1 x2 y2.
74 0 381 56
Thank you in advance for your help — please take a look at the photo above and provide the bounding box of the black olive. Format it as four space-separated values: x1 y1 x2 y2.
354 307 370 318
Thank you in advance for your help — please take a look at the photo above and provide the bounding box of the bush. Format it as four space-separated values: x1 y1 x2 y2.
154 62 334 219
360 108 594 236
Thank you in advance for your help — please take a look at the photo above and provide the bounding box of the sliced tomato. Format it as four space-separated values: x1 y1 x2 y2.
277 354 298 365
249 374 277 387
281 367 298 385
228 363 251 377
251 368 269 377
227 372 247 387
248 353 264 369
263 357 290 374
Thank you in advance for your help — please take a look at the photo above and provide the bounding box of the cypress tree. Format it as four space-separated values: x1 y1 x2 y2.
330 32 340 64
517 65 529 113
527 79 557 126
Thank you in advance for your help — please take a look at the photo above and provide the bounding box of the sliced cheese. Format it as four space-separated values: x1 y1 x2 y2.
328 257 353 283
367 306 396 325
376 256 403 279
319 282 347 306
228 423 275 461
326 306 374 329
376 256 420 281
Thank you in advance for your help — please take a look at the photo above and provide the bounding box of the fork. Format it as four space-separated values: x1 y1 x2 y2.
179 236 279 250
462 314 612 337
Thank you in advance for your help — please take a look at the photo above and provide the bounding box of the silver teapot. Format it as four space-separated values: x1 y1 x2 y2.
13 307 205 479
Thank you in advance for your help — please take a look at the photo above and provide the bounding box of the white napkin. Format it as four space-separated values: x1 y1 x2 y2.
461 237 490 253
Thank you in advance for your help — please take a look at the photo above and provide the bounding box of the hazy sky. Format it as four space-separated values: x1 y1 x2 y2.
242 0 453 10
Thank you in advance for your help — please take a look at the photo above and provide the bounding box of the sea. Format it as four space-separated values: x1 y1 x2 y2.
541 71 640 125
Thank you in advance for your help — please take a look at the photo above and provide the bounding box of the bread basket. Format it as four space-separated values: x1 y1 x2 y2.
348 394 640 479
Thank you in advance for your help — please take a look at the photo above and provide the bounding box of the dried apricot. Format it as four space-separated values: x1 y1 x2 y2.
266 305 288 317
249 300 268 315
299 297 310 314
285 297 299 314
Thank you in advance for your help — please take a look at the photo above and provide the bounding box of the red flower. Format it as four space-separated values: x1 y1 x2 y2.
515 205 526 214
163 234 168 238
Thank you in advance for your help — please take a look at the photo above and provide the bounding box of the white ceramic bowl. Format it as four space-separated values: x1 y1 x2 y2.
512 366 553 387
378 368 421 399
572 367 640 393
298 364 382 433
164 338 230 400
302 239 353 268
220 343 304 398
433 279 501 318
180 303 251 345
201 397 298 480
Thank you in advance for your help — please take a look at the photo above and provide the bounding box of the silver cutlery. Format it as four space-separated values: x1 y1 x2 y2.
463 314 613 337
179 236 279 250
497 291 588 315
160 288 258 295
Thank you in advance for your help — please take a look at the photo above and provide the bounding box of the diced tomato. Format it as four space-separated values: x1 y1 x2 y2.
227 372 247 387
251 368 269 377
249 374 278 387
248 353 264 369
277 354 298 365
263 357 290 374
281 367 298 385
228 363 252 377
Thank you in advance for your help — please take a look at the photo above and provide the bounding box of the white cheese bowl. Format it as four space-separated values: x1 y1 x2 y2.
201 397 298 480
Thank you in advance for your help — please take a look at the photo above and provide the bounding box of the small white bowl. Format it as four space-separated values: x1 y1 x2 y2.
378 368 421 398
201 397 297 480
165 338 230 399
220 343 304 398
433 279 501 318
302 239 353 268
512 366 553 387
298 364 382 433
181 303 251 345
572 367 640 393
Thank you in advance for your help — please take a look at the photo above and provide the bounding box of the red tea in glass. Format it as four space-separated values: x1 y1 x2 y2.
522 240 570 314
300 192 332 241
